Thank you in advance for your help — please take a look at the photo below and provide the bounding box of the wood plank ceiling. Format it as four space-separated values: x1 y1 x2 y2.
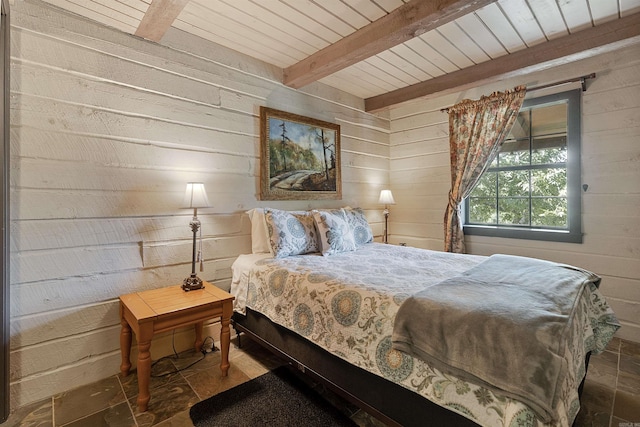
42 0 640 111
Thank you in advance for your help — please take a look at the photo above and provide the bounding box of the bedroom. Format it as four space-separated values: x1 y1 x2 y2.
1 0 639 425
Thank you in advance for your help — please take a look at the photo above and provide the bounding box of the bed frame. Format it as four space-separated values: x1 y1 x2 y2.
233 309 471 426
232 309 590 427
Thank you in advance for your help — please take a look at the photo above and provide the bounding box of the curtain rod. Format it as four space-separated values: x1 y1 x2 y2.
440 73 596 113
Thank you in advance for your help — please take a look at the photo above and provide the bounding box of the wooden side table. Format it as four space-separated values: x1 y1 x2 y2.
119 281 234 412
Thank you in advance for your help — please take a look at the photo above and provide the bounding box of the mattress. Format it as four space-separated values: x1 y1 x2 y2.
230 243 619 426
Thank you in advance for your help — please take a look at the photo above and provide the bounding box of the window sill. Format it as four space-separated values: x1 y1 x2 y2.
463 225 583 243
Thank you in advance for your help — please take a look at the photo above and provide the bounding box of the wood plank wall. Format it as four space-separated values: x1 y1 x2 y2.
389 44 640 344
8 0 390 408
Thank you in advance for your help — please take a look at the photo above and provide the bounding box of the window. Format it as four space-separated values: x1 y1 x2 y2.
464 89 582 243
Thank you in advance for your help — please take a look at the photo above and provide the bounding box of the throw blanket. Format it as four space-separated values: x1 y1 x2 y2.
392 254 603 423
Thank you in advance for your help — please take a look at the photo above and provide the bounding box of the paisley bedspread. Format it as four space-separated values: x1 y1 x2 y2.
230 243 619 427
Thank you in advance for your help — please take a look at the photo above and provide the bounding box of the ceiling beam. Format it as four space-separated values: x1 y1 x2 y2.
135 0 190 42
283 0 495 89
365 11 640 112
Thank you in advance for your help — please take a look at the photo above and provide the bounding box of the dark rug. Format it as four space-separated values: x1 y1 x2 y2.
189 365 357 426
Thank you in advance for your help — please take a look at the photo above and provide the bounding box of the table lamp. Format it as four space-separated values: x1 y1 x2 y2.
378 189 395 244
182 182 210 291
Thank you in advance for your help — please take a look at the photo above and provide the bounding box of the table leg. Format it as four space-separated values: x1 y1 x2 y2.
136 325 153 412
119 309 132 377
194 321 204 353
220 302 232 376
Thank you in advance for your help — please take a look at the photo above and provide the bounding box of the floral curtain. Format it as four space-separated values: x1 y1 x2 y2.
444 86 526 253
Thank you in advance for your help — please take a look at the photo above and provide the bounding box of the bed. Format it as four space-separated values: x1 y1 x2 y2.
230 207 620 427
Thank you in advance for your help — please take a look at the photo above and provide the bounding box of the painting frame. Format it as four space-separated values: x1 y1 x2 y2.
260 106 341 201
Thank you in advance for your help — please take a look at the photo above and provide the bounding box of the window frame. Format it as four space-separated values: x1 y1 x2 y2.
463 89 583 243
1 0 9 421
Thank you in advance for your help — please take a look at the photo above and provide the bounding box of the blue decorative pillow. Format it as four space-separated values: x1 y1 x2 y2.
312 209 357 256
343 207 373 246
264 208 319 258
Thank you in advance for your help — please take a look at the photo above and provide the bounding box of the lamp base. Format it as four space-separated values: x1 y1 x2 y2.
383 210 389 244
182 274 204 292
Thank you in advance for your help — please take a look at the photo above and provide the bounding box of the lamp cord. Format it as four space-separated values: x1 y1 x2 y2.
150 333 216 377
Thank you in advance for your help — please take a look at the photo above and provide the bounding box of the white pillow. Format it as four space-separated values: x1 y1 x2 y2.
246 208 271 254
312 209 357 256
342 207 374 246
264 208 319 258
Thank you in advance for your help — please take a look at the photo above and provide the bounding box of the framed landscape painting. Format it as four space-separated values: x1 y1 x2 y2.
260 107 341 200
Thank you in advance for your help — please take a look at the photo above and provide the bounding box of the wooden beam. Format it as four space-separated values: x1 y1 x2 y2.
283 0 495 89
135 0 190 42
365 12 640 112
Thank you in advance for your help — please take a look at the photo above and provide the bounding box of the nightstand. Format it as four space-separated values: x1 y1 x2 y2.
119 281 234 412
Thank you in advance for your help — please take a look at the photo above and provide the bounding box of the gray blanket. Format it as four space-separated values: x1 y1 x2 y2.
392 254 601 423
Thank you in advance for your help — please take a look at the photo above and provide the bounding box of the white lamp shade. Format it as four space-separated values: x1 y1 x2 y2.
378 189 395 205
183 182 210 209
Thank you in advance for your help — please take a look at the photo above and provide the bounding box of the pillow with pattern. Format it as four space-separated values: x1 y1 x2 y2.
264 208 319 258
312 209 357 256
342 207 373 246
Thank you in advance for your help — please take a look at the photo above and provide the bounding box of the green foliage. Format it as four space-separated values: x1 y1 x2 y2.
269 139 323 177
468 145 568 228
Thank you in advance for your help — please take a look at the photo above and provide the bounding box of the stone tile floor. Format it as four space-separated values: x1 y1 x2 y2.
3 336 639 426
575 337 640 427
